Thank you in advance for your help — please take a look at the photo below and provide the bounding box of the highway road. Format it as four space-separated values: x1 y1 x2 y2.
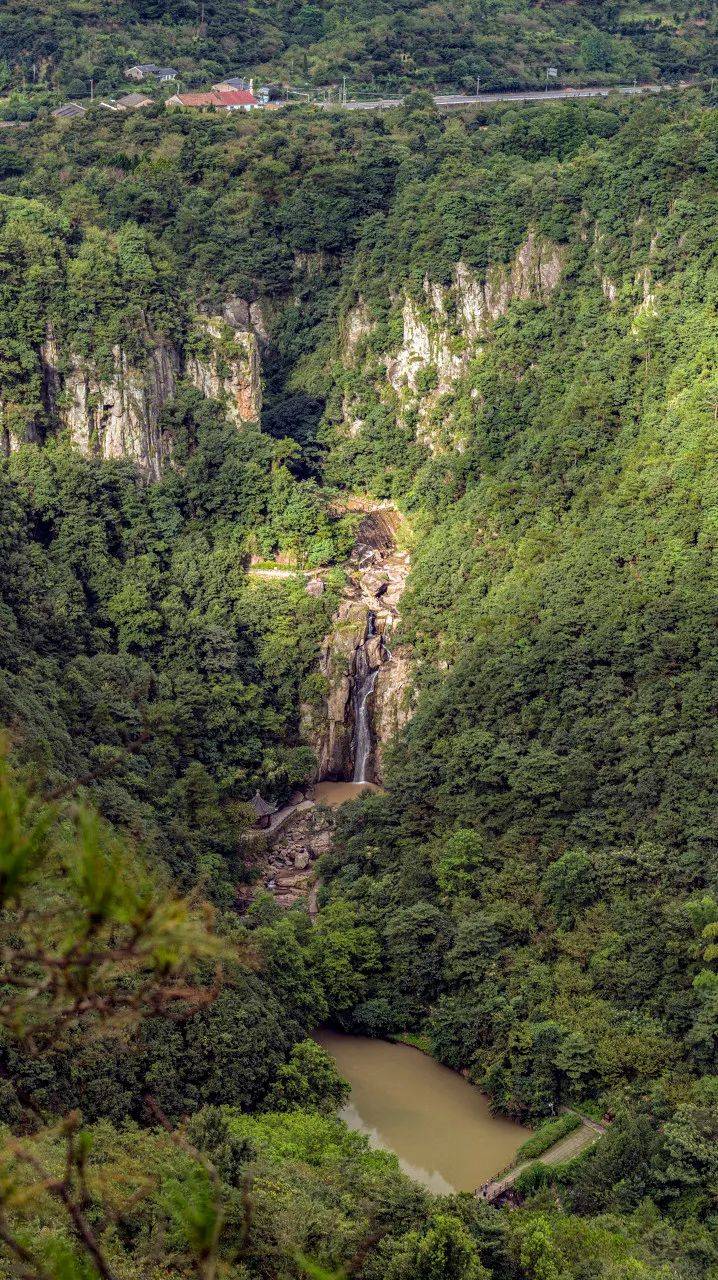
322 82 676 112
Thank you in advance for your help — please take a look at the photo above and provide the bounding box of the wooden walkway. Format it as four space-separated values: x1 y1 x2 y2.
478 1116 605 1203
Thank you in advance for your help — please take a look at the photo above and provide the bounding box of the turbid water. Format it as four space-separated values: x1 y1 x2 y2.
315 1030 528 1194
313 781 380 807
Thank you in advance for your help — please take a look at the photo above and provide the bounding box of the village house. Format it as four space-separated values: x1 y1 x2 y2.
51 102 87 120
216 88 262 110
117 92 155 109
165 88 261 111
125 64 178 82
213 76 252 91
164 91 216 110
102 92 154 111
213 76 272 103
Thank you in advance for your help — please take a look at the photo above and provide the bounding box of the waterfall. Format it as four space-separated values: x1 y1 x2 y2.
352 612 381 783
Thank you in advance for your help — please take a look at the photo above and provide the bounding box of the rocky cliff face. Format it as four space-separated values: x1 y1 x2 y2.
391 232 565 397
372 645 414 782
302 504 414 785
0 402 17 458
1 324 61 457
2 301 265 476
344 231 566 452
61 342 178 480
455 230 565 340
185 302 263 426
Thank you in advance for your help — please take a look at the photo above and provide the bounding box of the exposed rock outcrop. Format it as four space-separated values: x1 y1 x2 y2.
455 231 565 340
41 323 62 424
1 323 60 456
186 307 263 425
0 404 13 458
387 294 464 397
5 299 266 476
601 276 618 303
388 233 566 399
343 299 377 358
60 343 178 480
633 266 659 323
343 231 566 453
372 645 414 782
256 805 334 909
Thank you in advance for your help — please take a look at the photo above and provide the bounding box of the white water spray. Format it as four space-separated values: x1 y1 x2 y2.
352 612 381 783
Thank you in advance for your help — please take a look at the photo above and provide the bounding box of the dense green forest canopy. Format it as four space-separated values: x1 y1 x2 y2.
1 0 718 102
0 78 717 1280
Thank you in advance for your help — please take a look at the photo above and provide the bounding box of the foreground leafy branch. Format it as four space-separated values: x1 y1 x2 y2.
0 753 240 1279
0 755 227 1043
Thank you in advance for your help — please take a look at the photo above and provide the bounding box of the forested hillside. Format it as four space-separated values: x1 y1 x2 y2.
1 0 718 102
0 79 717 1280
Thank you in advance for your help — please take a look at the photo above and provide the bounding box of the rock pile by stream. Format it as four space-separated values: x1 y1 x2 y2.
260 806 333 909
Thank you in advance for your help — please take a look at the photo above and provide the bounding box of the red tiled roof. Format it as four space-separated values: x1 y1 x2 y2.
173 92 219 106
215 89 259 106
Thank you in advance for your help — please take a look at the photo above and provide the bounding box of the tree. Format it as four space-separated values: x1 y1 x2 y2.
541 851 597 929
308 901 381 1015
0 754 233 1280
514 1215 568 1280
659 1078 718 1209
387 1213 489 1280
263 1039 350 1113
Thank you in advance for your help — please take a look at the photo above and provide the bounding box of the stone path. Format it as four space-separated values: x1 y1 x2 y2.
478 1116 606 1203
247 567 315 579
267 798 314 834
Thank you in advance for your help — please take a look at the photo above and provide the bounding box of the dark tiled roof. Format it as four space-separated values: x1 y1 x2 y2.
252 790 277 818
117 93 154 108
52 102 86 118
214 76 251 90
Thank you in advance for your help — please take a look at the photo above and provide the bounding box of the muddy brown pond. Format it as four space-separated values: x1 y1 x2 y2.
312 781 379 807
315 1030 528 1194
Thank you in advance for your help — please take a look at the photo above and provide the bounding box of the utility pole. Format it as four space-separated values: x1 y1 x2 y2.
90 77 94 101
476 73 480 98
342 74 347 106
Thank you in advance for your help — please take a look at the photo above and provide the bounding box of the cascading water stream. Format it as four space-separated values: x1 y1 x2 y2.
352 612 381 783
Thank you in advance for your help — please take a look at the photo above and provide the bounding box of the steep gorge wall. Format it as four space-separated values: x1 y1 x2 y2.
61 342 179 481
1 300 265 475
185 301 264 428
342 231 567 452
